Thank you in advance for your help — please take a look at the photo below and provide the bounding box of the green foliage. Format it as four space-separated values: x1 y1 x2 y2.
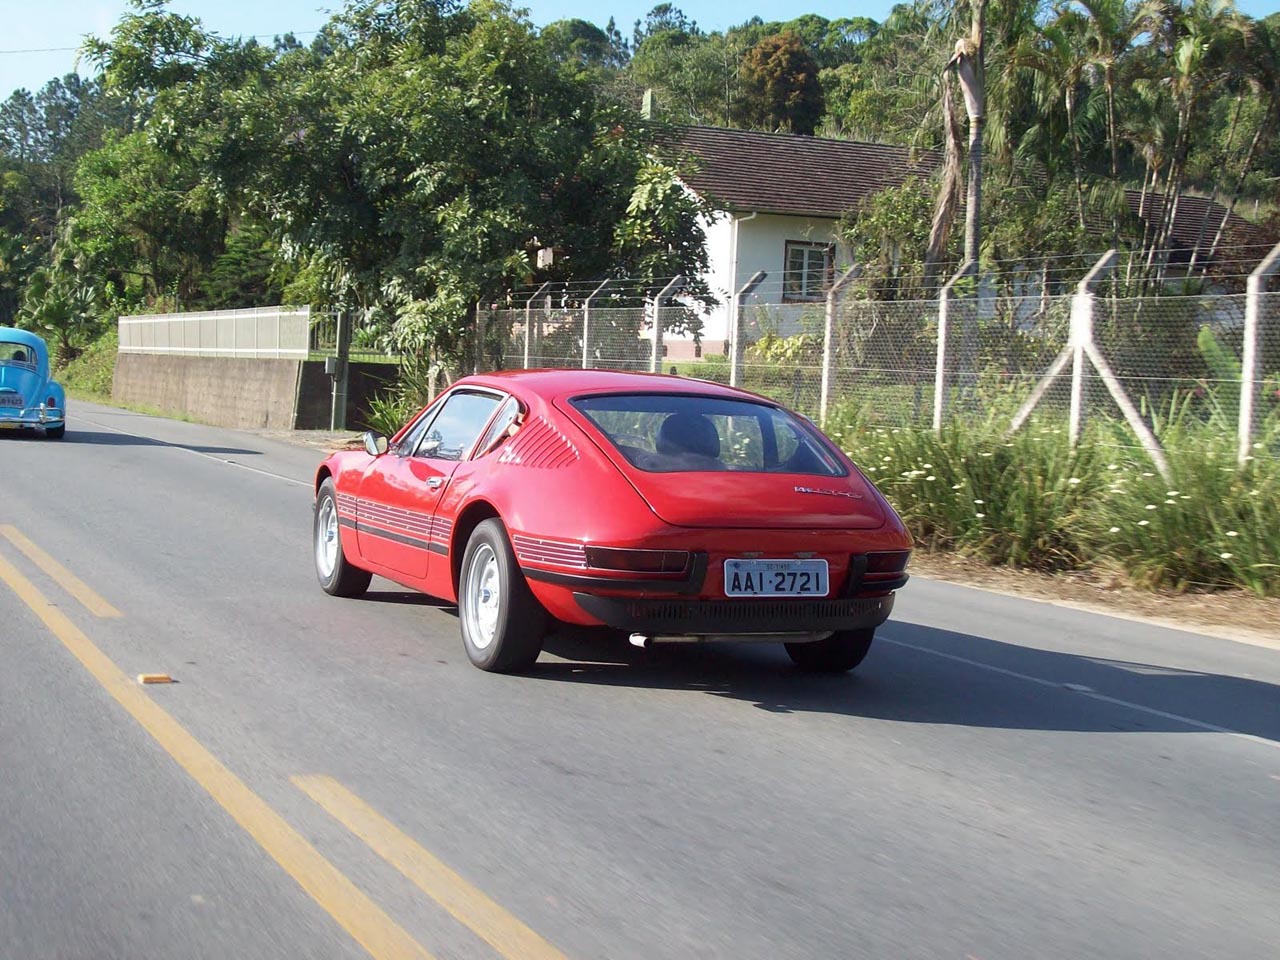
614 159 715 289
56 327 119 401
737 32 825 135
829 390 1280 595
16 257 109 361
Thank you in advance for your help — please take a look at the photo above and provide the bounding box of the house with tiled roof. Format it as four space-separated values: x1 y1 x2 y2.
657 125 1272 357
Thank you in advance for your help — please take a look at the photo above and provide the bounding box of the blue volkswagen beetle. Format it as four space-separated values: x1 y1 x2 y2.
0 328 66 439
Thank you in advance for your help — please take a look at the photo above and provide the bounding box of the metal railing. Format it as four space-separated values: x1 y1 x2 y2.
118 306 313 359
117 307 400 363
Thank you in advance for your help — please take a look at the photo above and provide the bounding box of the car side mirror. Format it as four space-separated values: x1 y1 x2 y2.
363 431 389 457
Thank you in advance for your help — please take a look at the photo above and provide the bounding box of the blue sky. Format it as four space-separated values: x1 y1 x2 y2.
3 0 1278 100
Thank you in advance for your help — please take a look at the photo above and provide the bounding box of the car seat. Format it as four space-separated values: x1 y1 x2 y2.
656 412 721 460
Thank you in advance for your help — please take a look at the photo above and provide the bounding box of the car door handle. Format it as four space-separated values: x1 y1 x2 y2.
426 477 444 489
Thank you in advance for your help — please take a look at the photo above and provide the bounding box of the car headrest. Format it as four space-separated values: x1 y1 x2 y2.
656 412 720 459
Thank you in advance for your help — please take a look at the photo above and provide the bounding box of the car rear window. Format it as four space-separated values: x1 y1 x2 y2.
571 393 845 476
1 341 36 368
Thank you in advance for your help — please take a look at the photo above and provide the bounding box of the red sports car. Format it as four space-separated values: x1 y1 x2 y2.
312 370 911 673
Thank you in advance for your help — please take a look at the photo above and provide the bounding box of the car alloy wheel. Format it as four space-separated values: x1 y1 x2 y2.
458 518 547 672
464 543 501 650
314 479 371 598
316 496 340 579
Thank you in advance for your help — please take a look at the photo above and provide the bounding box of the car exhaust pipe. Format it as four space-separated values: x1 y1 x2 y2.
628 633 651 649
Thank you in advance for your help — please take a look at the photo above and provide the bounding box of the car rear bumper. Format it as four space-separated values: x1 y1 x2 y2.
571 592 896 635
0 410 64 429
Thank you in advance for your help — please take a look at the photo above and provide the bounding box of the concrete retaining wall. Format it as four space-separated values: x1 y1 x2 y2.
112 354 396 431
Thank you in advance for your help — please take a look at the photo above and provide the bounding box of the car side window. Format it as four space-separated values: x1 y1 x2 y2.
393 398 444 457
413 392 502 461
473 396 521 458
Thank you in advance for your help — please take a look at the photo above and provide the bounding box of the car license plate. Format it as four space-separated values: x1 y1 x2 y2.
724 559 829 597
0 395 22 407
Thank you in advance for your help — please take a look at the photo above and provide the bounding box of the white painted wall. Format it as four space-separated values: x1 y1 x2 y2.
680 212 845 353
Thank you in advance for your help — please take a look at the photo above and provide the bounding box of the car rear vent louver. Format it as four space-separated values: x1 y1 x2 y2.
498 416 579 469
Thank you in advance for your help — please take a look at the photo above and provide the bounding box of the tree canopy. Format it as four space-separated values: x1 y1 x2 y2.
2 0 1279 366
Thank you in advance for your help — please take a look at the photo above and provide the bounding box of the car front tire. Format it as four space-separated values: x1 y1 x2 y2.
314 479 372 597
785 629 875 673
459 518 548 673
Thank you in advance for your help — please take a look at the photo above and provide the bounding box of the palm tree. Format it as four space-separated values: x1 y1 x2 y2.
1202 16 1278 266
1135 0 1249 268
1072 0 1141 181
1010 15 1092 228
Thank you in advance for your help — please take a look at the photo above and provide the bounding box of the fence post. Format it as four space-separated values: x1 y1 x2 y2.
583 278 610 369
649 276 685 373
473 302 486 374
821 265 862 425
524 281 551 369
1068 249 1118 446
729 271 766 387
933 260 976 431
1240 240 1280 466
330 310 352 431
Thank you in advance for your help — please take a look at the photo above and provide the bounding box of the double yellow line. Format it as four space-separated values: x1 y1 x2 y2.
0 525 567 960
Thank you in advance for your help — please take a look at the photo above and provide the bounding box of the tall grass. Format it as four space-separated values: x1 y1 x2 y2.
831 401 1280 597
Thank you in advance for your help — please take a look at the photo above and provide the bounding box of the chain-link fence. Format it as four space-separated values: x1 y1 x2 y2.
486 248 1280 469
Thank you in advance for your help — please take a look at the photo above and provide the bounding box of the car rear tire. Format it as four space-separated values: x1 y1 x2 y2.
785 629 874 673
459 518 548 673
314 479 371 597
46 425 65 439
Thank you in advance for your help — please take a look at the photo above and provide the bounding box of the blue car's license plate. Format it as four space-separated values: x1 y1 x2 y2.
0 395 23 407
723 559 829 597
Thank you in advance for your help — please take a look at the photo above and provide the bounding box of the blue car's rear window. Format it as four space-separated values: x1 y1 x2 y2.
0 341 37 368
571 393 845 476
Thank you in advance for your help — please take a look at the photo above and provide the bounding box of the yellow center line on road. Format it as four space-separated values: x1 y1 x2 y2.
1 525 122 618
0 550 434 960
294 775 571 960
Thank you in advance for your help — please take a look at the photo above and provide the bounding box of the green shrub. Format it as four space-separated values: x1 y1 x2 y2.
830 406 1280 596
56 328 118 402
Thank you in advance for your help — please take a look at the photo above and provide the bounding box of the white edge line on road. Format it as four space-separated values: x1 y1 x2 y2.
911 573 1280 652
883 637 1279 752
72 412 312 489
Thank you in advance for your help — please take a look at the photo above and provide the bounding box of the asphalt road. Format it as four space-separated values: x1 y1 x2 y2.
2 400 1278 960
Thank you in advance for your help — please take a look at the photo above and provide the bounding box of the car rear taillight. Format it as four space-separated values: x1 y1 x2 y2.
47 397 57 408
865 550 911 576
584 546 690 574
858 551 911 592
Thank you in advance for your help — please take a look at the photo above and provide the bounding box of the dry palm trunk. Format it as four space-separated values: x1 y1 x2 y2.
924 68 964 292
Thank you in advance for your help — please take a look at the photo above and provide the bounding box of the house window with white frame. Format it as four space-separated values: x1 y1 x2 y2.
783 241 834 302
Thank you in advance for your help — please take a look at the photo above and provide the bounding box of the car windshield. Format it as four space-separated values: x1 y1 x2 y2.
0 340 37 369
571 393 845 476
